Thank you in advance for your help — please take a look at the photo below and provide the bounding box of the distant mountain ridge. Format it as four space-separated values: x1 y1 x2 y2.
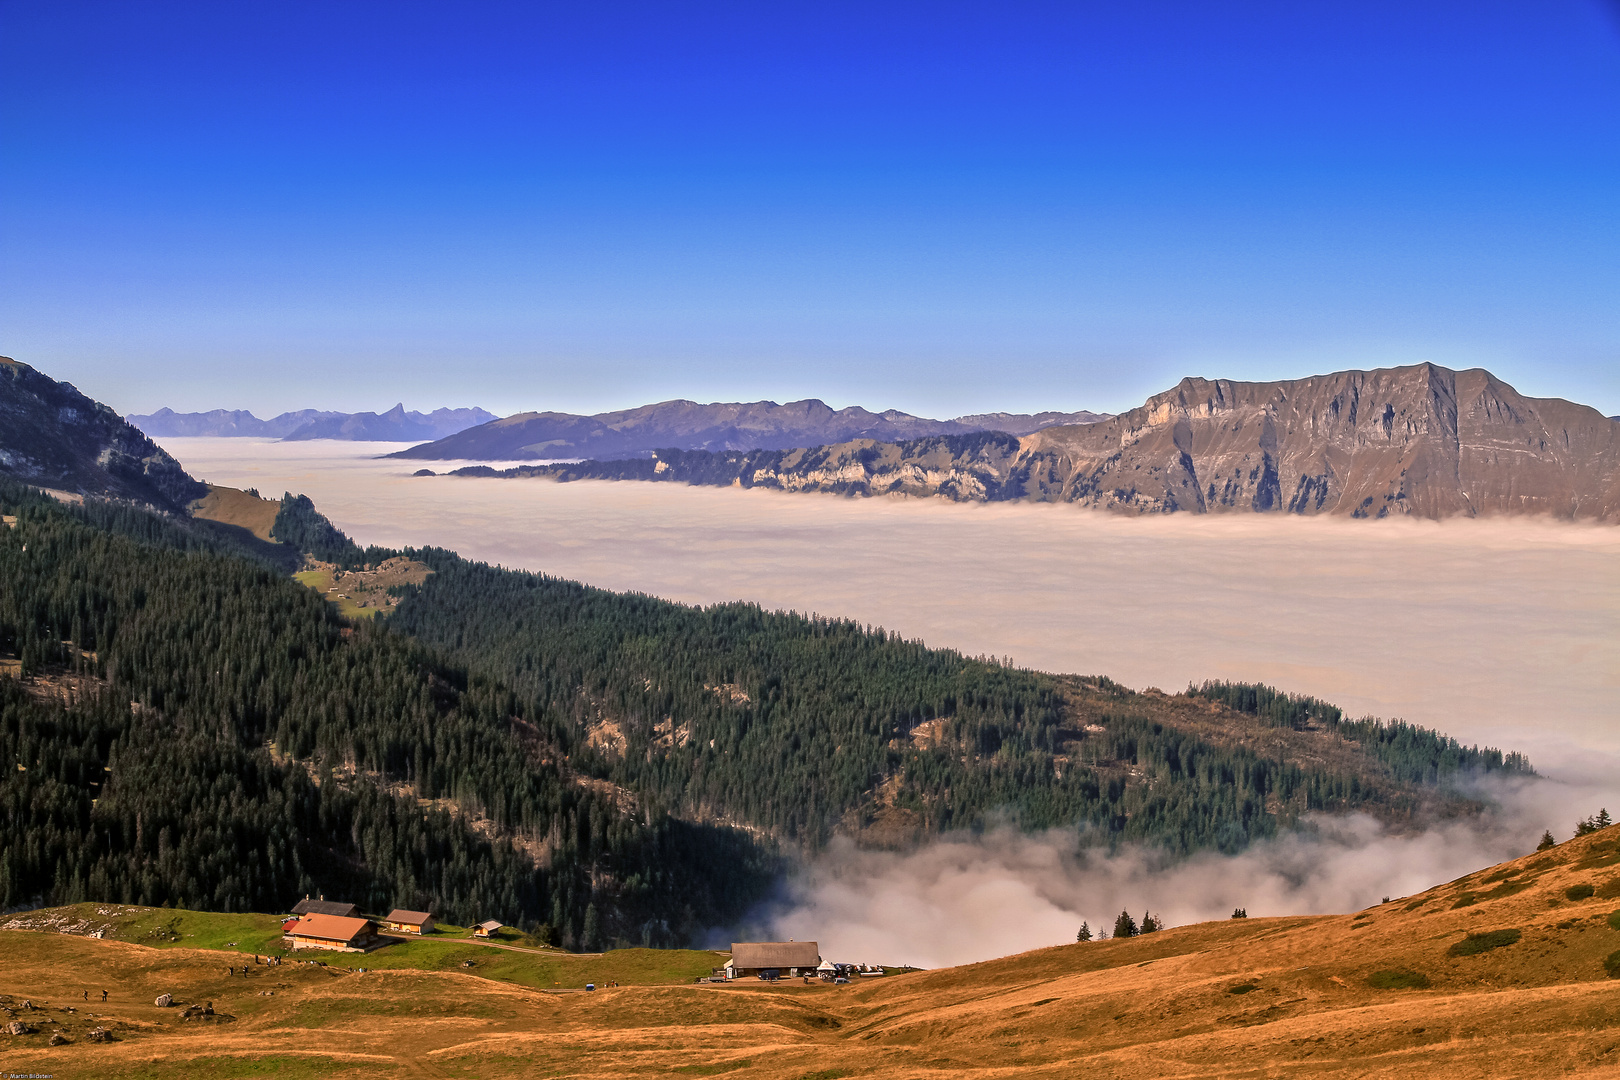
0 357 204 511
452 364 1620 522
390 399 1110 461
130 404 497 441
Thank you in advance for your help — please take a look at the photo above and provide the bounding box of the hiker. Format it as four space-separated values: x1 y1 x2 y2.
100 991 107 1002
83 991 88 1001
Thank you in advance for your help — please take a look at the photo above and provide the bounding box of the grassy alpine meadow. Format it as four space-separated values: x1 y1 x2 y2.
3 827 1620 1079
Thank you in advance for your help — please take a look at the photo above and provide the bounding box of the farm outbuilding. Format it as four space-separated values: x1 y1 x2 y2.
383 909 436 935
290 896 361 919
284 914 381 952
473 920 504 939
726 941 821 978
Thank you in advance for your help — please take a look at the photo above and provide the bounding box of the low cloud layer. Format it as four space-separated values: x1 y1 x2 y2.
162 439 1620 968
163 438 1620 757
747 768 1620 968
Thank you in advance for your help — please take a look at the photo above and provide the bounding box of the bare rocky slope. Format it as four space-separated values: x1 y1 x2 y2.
0 358 204 511
470 364 1620 521
392 398 1110 460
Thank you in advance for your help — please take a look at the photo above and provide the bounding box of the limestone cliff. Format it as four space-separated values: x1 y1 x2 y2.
468 365 1620 521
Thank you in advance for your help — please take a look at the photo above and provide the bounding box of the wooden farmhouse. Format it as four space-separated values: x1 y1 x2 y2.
290 896 361 919
382 909 436 935
283 913 381 952
473 920 504 939
726 941 821 978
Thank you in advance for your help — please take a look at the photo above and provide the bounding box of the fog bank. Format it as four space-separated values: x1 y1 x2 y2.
163 437 1619 758
747 768 1620 968
161 438 1620 968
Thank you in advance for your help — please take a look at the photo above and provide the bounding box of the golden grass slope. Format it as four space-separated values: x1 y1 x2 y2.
3 826 1619 1078
188 484 282 541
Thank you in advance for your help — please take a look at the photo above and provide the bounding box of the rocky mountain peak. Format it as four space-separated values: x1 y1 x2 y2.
0 358 205 511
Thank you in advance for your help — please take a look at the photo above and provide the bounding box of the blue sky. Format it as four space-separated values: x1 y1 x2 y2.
2 1 1618 418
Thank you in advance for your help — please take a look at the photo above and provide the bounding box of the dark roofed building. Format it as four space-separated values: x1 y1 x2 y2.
383 909 436 935
727 941 820 978
290 896 361 919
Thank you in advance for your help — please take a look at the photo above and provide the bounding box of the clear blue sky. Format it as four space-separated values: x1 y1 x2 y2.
3 1 1618 418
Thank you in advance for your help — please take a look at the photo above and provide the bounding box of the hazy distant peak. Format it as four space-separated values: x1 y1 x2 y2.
392 396 1113 461
130 404 497 441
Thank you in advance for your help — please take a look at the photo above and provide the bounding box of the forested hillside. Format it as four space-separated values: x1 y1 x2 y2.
387 547 1532 855
0 477 1534 952
0 479 771 949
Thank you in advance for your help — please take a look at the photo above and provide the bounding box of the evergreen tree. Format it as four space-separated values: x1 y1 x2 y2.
1140 911 1160 934
1576 809 1613 837
1113 910 1138 938
1231 908 1247 919
1076 921 1092 942
1536 830 1557 851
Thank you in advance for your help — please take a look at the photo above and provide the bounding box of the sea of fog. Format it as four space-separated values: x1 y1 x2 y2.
162 437 1620 965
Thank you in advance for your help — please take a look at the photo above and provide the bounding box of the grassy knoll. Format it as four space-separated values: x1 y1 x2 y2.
313 934 724 989
1 903 723 989
4 826 1620 1078
292 565 376 619
188 486 281 541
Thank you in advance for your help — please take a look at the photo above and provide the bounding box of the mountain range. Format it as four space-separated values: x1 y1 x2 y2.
389 399 1112 461
455 364 1620 522
129 404 498 441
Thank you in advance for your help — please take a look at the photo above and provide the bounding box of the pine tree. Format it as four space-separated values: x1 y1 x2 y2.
1140 911 1160 934
1231 907 1248 919
1536 830 1556 851
1076 921 1092 942
1113 909 1138 938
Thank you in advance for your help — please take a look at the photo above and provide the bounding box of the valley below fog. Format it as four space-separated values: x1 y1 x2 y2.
163 437 1619 771
158 438 1620 963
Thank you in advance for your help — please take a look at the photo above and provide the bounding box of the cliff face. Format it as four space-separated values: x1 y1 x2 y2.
494 365 1620 521
0 358 205 511
1018 364 1620 519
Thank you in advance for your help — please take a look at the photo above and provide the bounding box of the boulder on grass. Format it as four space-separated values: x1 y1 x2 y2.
154 993 173 1007
49 1032 69 1045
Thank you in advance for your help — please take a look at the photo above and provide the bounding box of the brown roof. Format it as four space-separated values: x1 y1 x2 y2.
730 941 820 969
291 898 360 918
289 914 373 943
475 920 503 932
385 909 433 924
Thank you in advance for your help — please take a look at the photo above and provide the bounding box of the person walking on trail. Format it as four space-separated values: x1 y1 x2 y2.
100 990 107 1001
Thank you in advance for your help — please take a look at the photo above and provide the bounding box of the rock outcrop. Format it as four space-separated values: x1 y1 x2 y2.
0 358 205 511
473 364 1620 522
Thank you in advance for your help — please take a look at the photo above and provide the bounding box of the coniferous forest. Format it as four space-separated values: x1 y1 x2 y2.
0 479 1533 947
